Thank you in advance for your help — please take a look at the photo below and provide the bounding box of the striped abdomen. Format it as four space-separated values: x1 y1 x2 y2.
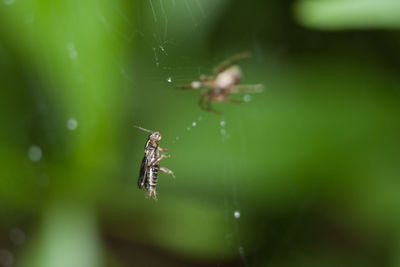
146 162 160 191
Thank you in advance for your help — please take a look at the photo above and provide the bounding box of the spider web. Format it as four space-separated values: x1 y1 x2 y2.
3 0 400 266
97 0 259 266
0 0 272 266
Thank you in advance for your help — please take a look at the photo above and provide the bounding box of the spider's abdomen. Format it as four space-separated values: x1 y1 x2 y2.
215 66 241 89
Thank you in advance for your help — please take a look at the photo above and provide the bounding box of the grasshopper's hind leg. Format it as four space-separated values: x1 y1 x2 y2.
146 188 158 200
160 167 175 178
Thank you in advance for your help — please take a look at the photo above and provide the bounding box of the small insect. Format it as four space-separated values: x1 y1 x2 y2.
177 52 263 114
135 126 175 200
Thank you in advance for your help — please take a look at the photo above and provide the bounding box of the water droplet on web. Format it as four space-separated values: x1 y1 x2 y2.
175 136 180 140
192 122 196 127
0 250 14 267
9 228 25 245
220 129 226 135
167 77 172 83
3 0 14 5
198 116 202 121
66 118 78 131
220 120 226 127
159 45 167 55
186 127 191 131
153 47 159 67
233 210 241 219
28 146 42 162
243 94 251 102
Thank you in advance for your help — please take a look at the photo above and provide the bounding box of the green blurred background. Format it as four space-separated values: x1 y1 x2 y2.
1 0 400 266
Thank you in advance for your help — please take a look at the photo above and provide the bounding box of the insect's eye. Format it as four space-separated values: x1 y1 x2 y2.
150 132 161 141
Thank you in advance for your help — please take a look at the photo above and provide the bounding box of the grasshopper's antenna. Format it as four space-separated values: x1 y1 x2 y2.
134 125 154 134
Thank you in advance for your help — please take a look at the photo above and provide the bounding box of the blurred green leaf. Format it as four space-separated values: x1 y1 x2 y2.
295 0 400 29
21 203 101 267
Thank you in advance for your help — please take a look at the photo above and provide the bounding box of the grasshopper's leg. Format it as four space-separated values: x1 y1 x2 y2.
158 147 168 153
151 154 169 166
146 188 157 200
160 167 175 178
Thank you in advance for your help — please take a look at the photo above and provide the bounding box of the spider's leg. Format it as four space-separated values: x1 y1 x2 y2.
206 100 222 114
213 52 252 75
177 81 203 90
198 90 208 110
224 98 242 104
176 84 194 90
231 84 264 94
198 90 221 114
160 167 175 178
199 75 214 82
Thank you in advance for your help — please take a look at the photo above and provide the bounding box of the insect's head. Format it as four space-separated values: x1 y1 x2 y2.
134 125 161 143
149 132 162 143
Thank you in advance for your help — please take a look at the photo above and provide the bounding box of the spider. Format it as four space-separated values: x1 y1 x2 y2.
177 52 263 114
